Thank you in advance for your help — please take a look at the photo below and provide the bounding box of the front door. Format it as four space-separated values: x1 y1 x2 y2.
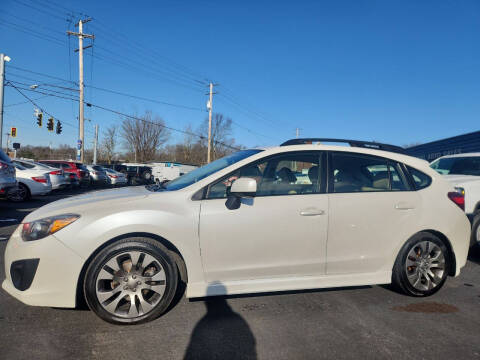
199 151 329 282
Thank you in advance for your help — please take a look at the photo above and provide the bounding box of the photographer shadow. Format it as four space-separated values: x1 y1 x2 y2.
184 282 257 360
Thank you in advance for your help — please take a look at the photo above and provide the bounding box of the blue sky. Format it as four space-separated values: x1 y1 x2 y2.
1 0 479 151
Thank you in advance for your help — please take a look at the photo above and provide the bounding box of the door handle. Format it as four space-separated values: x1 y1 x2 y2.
394 202 415 210
300 208 325 216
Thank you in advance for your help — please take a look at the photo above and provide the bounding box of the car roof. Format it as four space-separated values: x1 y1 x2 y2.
435 152 480 159
257 144 428 167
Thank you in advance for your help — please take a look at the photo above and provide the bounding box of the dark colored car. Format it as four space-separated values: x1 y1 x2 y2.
0 149 16 197
100 164 152 185
38 160 90 185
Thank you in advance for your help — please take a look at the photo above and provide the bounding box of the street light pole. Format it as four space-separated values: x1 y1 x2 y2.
0 53 11 150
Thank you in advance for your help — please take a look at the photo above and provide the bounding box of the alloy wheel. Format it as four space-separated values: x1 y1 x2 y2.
95 251 166 318
405 241 446 291
8 185 27 202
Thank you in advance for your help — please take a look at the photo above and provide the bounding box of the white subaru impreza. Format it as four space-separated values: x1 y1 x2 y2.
2 139 471 324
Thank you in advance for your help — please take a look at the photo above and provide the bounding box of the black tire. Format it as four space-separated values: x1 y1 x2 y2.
7 183 30 202
84 237 178 325
470 212 480 248
392 232 450 297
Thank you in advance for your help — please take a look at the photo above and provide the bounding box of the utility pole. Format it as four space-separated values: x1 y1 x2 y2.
206 82 218 163
93 124 98 164
296 128 301 138
0 54 11 150
67 19 94 163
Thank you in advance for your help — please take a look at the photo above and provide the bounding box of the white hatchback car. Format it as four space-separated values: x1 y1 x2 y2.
7 163 52 202
2 139 471 324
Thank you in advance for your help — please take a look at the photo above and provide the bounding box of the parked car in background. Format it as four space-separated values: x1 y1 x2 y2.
430 153 480 246
86 165 108 185
103 167 128 186
67 172 80 188
0 149 16 197
38 160 90 185
101 164 152 185
13 159 68 191
147 162 197 183
2 138 471 324
7 163 51 202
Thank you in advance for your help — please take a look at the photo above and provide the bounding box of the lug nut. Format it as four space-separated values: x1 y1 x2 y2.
124 277 128 282
133 288 137 292
137 281 141 285
132 275 136 279
123 285 128 290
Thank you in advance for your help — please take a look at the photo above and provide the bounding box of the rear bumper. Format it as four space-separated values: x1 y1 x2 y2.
2 226 84 308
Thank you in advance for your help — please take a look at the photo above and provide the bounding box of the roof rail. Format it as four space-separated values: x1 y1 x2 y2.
280 138 406 154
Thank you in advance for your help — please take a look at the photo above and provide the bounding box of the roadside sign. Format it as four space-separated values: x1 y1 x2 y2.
12 143 20 150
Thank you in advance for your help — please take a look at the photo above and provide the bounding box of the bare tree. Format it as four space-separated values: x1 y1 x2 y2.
198 113 235 161
102 125 118 164
121 111 170 162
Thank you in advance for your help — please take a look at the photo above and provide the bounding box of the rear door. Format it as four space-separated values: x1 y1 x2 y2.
326 152 420 275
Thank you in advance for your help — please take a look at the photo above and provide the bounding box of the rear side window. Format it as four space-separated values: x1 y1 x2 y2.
330 152 408 193
407 166 432 190
15 161 35 169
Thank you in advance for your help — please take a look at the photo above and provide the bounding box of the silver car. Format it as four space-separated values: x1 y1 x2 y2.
86 165 108 185
12 159 69 191
0 149 16 196
103 167 128 186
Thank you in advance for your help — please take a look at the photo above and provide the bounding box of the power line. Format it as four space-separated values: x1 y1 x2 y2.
5 82 239 150
5 81 89 133
8 65 77 85
4 95 51 107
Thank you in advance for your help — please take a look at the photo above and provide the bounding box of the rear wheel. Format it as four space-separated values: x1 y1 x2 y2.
84 237 178 324
392 232 450 297
7 183 30 202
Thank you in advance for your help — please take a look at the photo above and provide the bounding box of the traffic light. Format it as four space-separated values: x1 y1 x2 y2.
47 117 54 131
11 127 17 137
36 112 43 127
56 120 62 134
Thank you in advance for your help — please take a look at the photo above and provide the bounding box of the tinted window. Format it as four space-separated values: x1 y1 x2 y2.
331 153 408 193
14 161 35 169
92 165 104 171
407 166 432 190
207 152 322 199
430 156 480 176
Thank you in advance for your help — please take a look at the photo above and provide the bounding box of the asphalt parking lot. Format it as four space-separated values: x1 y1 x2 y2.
1 189 480 360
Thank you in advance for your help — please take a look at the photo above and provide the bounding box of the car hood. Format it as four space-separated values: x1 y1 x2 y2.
23 186 150 222
442 174 480 185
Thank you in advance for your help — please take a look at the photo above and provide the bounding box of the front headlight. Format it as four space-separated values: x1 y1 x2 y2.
21 214 80 241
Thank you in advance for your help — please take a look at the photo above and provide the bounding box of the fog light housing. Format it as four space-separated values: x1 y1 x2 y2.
10 259 40 291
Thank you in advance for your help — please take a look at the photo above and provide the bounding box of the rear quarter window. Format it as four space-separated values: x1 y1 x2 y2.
407 166 432 190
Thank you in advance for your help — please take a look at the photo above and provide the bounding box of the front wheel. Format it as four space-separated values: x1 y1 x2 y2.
84 238 178 324
392 232 450 297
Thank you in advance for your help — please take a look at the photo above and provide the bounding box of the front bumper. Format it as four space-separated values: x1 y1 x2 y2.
2 226 85 308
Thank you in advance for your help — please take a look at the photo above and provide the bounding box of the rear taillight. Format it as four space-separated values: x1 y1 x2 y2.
49 170 62 175
109 175 118 178
448 191 465 211
0 162 7 170
32 176 47 183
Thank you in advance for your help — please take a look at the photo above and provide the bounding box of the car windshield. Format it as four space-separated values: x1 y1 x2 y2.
162 149 263 191
430 156 480 176
92 165 104 171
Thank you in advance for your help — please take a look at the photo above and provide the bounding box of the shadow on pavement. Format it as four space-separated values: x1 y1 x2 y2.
184 283 257 360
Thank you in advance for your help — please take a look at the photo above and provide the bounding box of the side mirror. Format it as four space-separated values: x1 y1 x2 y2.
230 177 257 197
225 177 257 210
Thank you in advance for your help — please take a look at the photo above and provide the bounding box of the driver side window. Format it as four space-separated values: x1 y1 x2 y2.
206 152 322 199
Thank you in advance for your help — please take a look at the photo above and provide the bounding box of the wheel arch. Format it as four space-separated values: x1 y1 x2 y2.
75 231 188 308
